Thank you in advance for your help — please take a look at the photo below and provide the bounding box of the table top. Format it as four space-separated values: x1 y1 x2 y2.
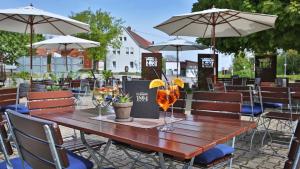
33 109 256 160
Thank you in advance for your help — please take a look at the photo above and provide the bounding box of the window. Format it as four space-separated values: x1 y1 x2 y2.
112 50 116 54
124 37 127 41
117 49 120 55
130 62 134 68
112 61 116 68
126 47 129 54
130 47 134 54
119 37 122 41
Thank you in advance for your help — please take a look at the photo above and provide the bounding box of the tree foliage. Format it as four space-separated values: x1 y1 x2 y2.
277 49 300 75
232 51 254 77
0 31 43 65
71 9 123 69
192 0 300 55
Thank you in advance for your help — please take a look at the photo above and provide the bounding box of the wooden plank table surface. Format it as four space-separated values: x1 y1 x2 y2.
32 109 256 160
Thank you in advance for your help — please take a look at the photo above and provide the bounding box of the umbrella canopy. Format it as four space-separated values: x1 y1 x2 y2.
31 35 99 71
154 7 277 82
147 37 207 51
31 35 99 49
148 37 207 77
0 4 90 79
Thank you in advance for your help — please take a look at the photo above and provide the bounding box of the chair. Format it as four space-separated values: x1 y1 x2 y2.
259 87 300 150
284 121 300 169
27 90 106 153
19 83 30 98
0 87 29 114
190 91 242 168
191 91 242 119
225 85 263 150
4 109 94 169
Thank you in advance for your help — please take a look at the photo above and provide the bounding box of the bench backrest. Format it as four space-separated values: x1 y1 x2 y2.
6 109 69 169
191 91 242 119
259 87 291 106
0 88 18 108
27 90 75 116
224 85 253 103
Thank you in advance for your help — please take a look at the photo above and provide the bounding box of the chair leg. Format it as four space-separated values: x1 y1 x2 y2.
158 152 167 169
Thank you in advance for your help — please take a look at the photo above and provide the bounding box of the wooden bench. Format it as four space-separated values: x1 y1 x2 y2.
284 121 300 169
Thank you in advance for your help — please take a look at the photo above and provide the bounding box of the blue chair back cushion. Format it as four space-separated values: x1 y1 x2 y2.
263 102 283 109
194 144 234 165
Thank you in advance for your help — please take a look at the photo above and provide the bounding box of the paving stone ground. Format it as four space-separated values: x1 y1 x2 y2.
2 95 292 168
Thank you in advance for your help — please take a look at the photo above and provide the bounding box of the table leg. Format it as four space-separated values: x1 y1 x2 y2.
80 132 116 169
182 157 195 169
229 136 236 169
158 152 167 169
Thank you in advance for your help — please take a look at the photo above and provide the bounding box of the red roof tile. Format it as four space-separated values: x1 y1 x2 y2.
126 27 153 50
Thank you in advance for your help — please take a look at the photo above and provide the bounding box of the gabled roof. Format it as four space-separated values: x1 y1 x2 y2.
125 27 153 51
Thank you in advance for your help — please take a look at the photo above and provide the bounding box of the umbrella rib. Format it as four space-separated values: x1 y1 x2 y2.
60 19 90 32
217 11 240 24
218 14 242 36
41 15 65 35
221 11 274 28
0 14 28 23
202 14 213 38
170 15 204 35
34 16 60 24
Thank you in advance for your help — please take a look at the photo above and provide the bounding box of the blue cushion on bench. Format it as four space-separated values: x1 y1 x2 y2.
0 157 32 169
71 89 85 94
4 104 29 114
241 104 263 116
194 144 234 165
263 102 283 109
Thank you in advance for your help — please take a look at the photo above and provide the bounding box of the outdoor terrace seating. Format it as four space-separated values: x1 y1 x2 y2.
0 87 29 114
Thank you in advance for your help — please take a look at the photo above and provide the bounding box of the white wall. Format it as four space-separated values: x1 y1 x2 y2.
166 61 180 76
106 28 151 73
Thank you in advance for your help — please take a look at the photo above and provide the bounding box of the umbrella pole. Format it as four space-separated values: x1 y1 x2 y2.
212 13 217 84
65 44 68 72
176 46 179 78
30 18 33 83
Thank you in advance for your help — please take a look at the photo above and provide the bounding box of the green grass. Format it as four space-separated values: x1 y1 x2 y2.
277 74 300 81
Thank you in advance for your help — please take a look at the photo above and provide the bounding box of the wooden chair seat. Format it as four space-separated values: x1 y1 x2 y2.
264 112 300 121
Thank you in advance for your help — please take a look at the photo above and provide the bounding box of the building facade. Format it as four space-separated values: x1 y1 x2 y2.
106 27 153 73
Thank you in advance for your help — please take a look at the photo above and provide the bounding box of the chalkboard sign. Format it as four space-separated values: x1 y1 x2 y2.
125 80 159 119
141 53 162 80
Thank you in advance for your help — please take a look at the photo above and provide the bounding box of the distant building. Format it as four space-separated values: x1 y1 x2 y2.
181 60 198 78
165 55 180 76
106 27 153 73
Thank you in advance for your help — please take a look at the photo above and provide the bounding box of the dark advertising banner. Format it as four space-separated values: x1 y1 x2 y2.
255 55 276 82
125 80 159 119
141 53 162 80
198 54 218 90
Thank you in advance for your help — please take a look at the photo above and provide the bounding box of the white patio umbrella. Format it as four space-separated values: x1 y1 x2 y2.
154 7 277 82
147 37 207 77
31 35 99 71
0 4 90 78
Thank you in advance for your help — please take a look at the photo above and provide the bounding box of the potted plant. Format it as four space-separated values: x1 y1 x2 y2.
112 93 133 122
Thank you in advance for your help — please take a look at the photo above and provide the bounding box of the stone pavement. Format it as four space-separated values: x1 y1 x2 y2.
2 95 291 168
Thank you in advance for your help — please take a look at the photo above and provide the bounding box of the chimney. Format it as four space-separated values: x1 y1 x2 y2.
127 26 131 31
152 41 154 44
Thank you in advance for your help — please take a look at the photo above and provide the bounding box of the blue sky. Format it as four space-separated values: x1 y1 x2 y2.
1 0 232 70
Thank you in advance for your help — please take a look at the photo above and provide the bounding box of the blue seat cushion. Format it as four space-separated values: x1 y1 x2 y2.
0 152 94 169
0 157 32 169
194 144 234 165
263 102 283 109
4 104 29 114
66 151 93 169
241 104 263 116
71 89 85 94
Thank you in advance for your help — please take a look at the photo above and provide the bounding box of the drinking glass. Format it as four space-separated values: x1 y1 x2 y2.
156 87 173 131
169 85 180 122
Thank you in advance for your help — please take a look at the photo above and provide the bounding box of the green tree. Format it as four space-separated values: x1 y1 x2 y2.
192 0 300 55
0 31 43 65
277 49 300 75
71 9 123 70
232 51 253 77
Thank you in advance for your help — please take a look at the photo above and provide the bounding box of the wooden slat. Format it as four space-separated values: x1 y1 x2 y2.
29 106 75 116
0 100 16 106
28 91 74 100
0 93 17 100
28 98 74 109
260 86 288 92
191 110 240 119
192 101 241 113
193 92 242 103
0 88 17 94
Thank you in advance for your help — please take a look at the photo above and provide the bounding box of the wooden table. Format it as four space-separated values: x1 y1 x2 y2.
33 109 256 168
